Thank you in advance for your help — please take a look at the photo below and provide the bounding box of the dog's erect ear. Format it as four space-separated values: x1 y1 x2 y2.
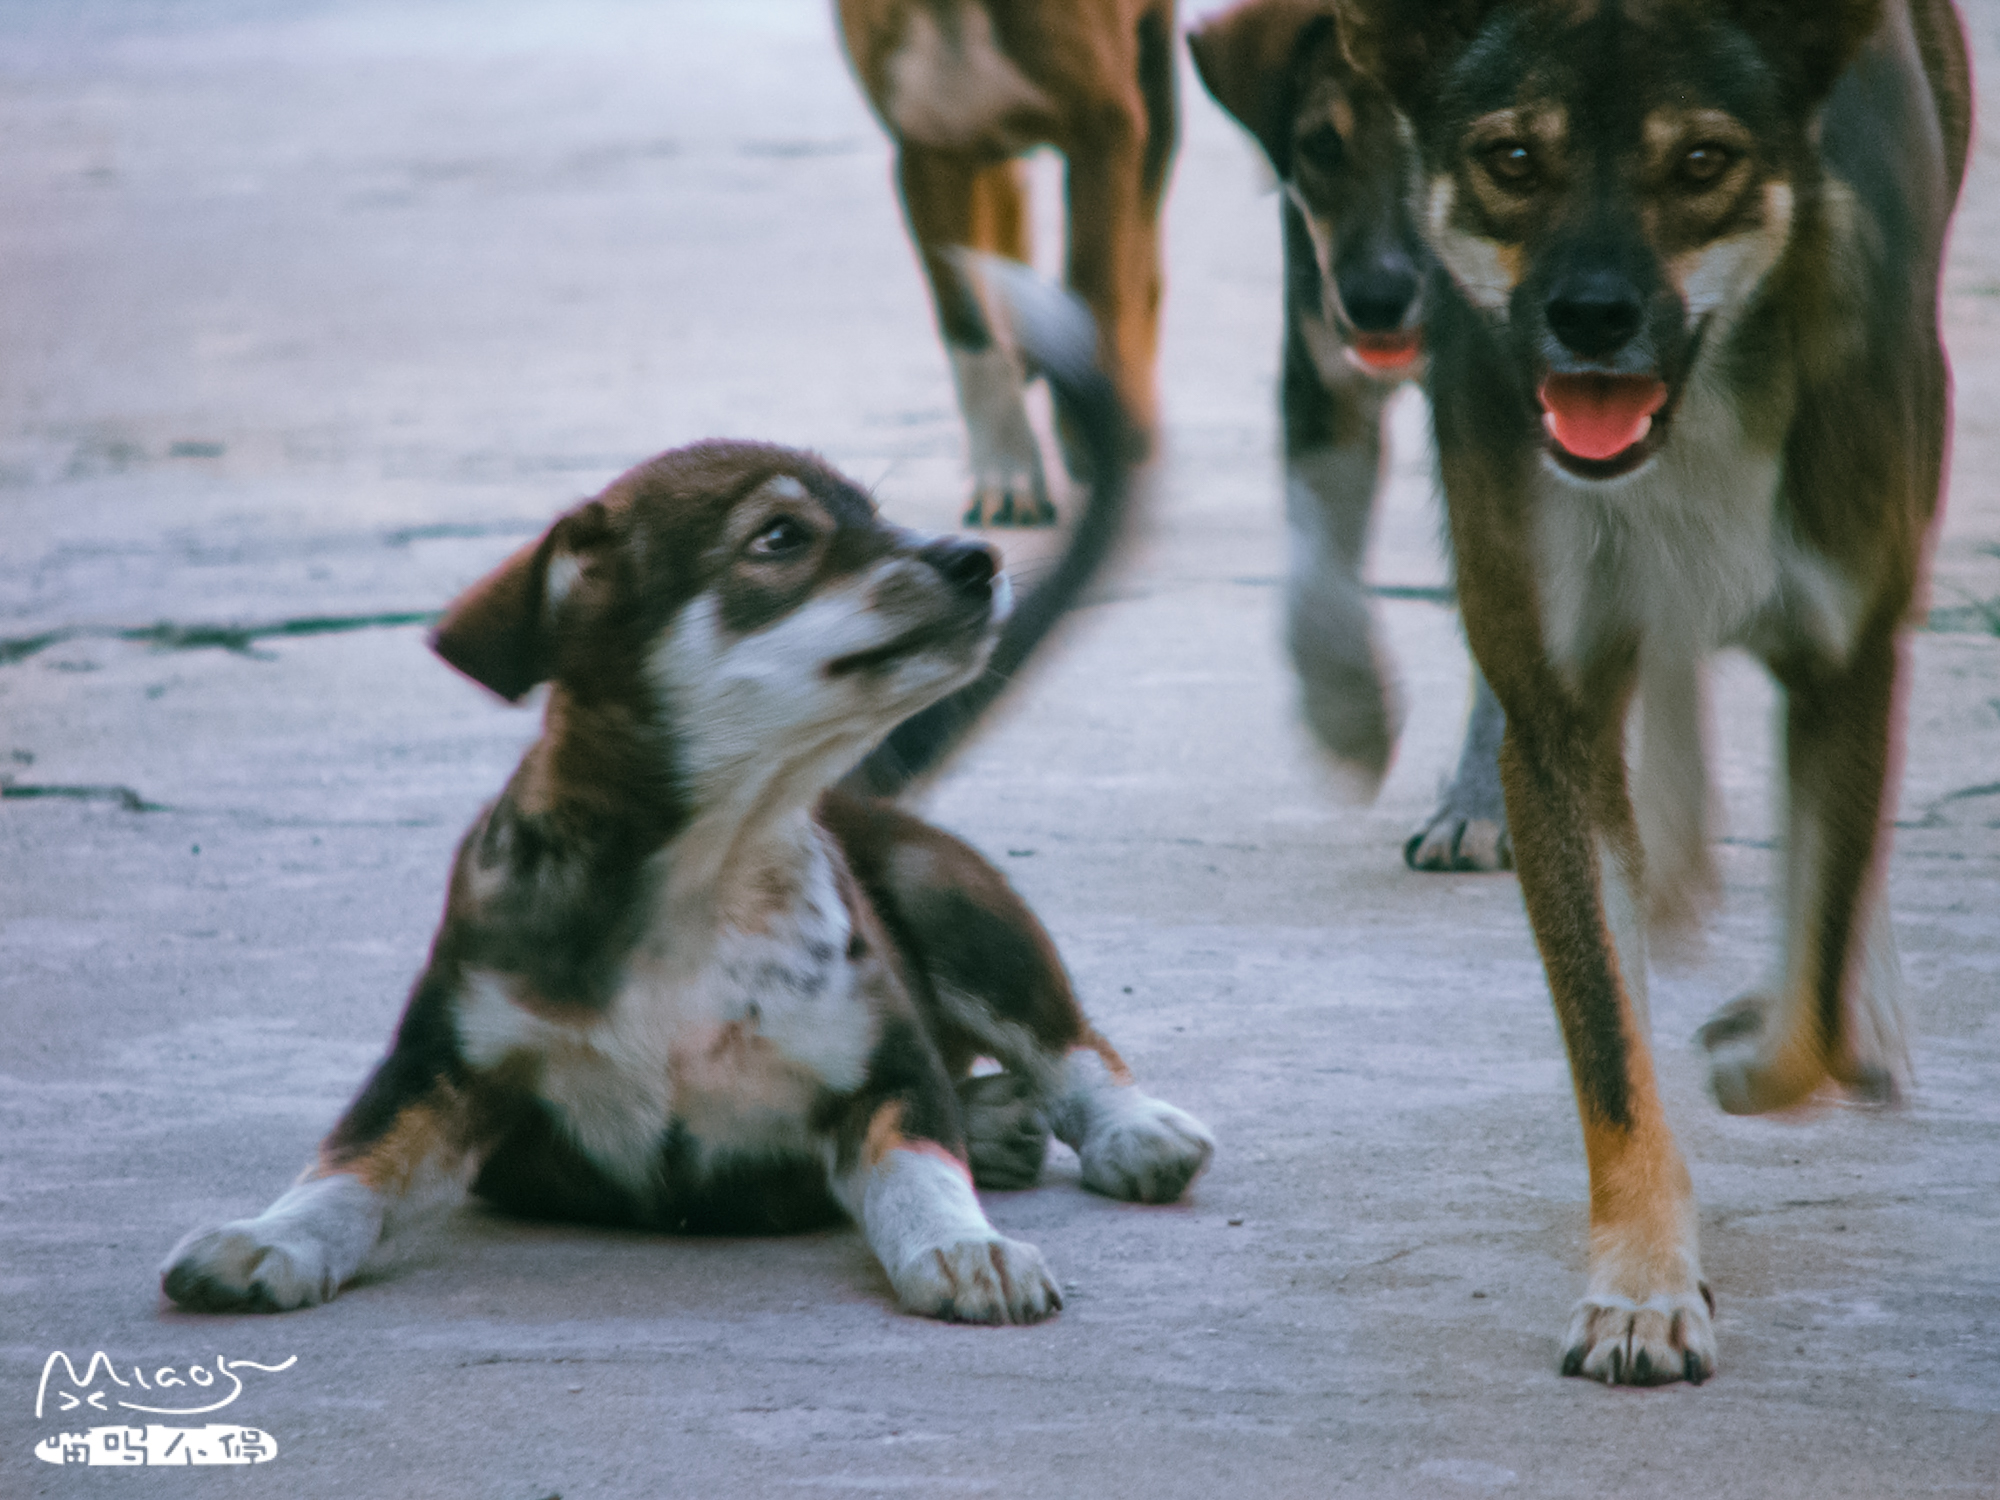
1330 0 1496 109
1189 0 1341 172
1732 0 1884 104
430 500 616 702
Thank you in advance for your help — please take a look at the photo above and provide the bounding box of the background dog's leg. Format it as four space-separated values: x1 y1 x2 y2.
1060 8 1172 468
162 1062 480 1312
897 145 1051 526
830 1099 1061 1324
1632 649 1716 936
1280 206 1401 786
1701 628 1909 1111
1406 668 1510 870
1498 681 1715 1384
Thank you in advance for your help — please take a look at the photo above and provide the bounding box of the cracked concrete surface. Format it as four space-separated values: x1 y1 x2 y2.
1 2 1997 1497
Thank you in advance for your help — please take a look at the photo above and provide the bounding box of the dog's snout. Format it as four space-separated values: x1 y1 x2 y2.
1338 256 1421 333
1545 272 1645 359
920 537 999 600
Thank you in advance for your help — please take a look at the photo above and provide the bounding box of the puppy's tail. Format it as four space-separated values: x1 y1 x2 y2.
844 251 1133 799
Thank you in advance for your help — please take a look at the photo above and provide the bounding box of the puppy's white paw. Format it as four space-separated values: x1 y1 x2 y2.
161 1176 383 1313
1561 1287 1716 1386
893 1235 1061 1325
162 1222 340 1312
1078 1094 1215 1204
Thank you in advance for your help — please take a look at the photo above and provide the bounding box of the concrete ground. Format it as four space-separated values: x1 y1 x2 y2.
2 1 1996 1495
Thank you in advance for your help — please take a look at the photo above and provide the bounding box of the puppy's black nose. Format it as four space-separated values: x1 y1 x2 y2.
920 537 999 600
1338 257 1420 333
1545 271 1645 358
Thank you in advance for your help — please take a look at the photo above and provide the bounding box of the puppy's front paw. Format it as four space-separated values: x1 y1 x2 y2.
162 1221 342 1313
894 1236 1061 1325
1561 1286 1716 1386
1078 1094 1215 1204
161 1175 383 1313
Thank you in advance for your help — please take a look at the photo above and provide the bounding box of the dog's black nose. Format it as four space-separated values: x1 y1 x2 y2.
920 537 999 600
1545 272 1645 358
1338 257 1420 333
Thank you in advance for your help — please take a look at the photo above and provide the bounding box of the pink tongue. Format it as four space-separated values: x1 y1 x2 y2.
1538 375 1667 461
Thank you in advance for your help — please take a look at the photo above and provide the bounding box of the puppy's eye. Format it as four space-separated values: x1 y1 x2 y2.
1678 143 1736 188
1482 140 1536 188
746 517 812 559
1296 123 1344 172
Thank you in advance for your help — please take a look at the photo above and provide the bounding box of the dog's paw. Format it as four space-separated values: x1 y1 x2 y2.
1699 992 1900 1114
161 1221 344 1313
1561 1286 1716 1386
958 1072 1051 1191
1078 1093 1215 1204
894 1236 1061 1325
1405 809 1511 871
965 480 1055 528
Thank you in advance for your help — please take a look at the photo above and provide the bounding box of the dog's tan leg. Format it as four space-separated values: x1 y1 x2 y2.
1701 627 1908 1111
968 156 1030 265
1498 680 1715 1383
897 144 1053 527
1060 5 1173 457
162 1078 481 1312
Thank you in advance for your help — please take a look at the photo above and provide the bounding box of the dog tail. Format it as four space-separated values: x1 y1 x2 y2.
844 253 1133 799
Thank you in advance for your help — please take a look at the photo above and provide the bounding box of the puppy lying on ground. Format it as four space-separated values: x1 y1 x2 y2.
1191 0 1512 871
161 272 1212 1324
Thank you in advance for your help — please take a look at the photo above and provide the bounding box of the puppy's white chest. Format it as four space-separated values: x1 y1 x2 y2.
455 842 876 1194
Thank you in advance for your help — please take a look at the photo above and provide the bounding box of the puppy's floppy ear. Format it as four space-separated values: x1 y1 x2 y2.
1189 0 1341 173
430 500 615 702
1331 0 1495 109
1732 0 1884 104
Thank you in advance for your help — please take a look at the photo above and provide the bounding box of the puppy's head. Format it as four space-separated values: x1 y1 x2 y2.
1192 0 1426 377
433 441 1005 799
1335 0 1881 478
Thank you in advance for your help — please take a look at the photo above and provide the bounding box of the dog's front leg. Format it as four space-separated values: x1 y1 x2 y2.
1499 689 1715 1384
1701 626 1908 1111
830 1099 1061 1325
162 1065 480 1313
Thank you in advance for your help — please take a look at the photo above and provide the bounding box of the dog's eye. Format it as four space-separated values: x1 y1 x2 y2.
746 518 812 559
1296 123 1344 172
1677 144 1736 188
1482 140 1536 188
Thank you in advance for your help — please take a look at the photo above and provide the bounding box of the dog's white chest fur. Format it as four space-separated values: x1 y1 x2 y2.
1529 370 1859 675
883 1 1049 150
455 823 876 1195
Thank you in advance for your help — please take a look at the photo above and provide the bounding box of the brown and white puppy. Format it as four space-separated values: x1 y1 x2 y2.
159 315 1212 1324
1192 0 1513 870
1333 0 1969 1382
838 0 1177 524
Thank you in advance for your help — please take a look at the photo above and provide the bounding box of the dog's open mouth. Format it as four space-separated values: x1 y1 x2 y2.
1538 373 1669 476
1345 329 1424 377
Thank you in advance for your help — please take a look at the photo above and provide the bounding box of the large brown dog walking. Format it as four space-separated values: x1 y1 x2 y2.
1333 0 1969 1382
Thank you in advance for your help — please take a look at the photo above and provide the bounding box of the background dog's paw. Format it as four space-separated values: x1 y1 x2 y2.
964 479 1054 528
1405 809 1511 871
895 1236 1061 1325
1699 991 1900 1113
1561 1288 1716 1386
161 1221 342 1313
1078 1094 1215 1204
958 1072 1051 1190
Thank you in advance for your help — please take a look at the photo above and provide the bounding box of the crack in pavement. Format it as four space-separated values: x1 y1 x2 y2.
1 783 164 812
0 610 439 665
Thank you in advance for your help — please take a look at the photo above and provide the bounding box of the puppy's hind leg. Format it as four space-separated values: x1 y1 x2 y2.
1049 1034 1214 1204
163 1027 481 1312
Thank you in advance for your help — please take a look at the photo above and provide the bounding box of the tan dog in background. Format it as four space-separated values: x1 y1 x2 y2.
838 0 1177 524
